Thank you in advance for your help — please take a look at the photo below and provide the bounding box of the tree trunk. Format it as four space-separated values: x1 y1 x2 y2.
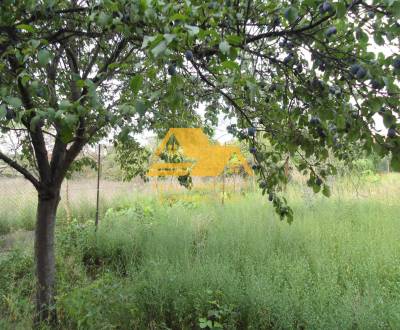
34 186 61 326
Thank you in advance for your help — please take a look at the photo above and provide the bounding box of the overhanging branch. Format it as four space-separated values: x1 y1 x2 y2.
0 151 40 189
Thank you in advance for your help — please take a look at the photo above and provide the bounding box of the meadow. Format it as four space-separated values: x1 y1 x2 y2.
0 174 400 329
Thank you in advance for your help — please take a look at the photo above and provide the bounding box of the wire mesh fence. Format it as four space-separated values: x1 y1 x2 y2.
0 170 255 235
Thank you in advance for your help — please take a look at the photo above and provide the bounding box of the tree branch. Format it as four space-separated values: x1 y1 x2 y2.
92 38 128 85
8 56 51 182
0 151 40 189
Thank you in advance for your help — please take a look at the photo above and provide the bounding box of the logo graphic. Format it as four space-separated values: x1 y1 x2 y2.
148 128 253 177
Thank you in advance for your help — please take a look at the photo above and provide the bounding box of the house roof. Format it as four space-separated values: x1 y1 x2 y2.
149 128 253 177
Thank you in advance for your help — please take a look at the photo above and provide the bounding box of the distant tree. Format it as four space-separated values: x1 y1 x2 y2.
0 0 399 324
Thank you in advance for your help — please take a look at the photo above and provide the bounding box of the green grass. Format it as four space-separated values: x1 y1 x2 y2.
1 175 400 329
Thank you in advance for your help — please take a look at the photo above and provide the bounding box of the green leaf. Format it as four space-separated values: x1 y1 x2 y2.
98 12 110 26
373 32 385 46
170 13 188 21
76 80 86 88
30 39 40 49
119 104 133 115
141 35 156 49
336 2 347 18
184 24 200 36
220 60 240 71
392 1 400 18
59 100 72 110
214 321 223 328
225 34 243 46
390 154 400 172
164 34 176 44
134 100 146 115
312 183 321 193
283 7 298 23
60 127 74 143
65 114 78 127
16 24 34 32
130 76 143 95
21 74 30 87
365 98 382 113
151 40 167 57
38 49 51 66
356 29 369 44
219 40 230 55
322 185 331 197
108 63 120 70
7 97 22 108
0 104 6 119
383 112 396 128
30 115 42 132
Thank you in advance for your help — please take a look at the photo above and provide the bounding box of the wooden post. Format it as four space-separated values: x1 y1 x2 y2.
222 168 225 205
221 142 227 205
64 179 71 223
95 144 101 231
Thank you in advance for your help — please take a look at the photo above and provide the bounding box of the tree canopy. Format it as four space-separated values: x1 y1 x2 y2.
0 0 399 218
1 0 400 323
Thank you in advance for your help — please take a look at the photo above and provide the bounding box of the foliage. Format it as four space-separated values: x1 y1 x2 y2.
114 137 151 181
2 180 400 328
0 250 35 324
0 0 398 223
198 290 238 329
158 134 194 189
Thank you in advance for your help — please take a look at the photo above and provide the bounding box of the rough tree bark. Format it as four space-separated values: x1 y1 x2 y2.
34 185 61 325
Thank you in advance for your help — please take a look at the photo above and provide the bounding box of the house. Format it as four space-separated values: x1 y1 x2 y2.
148 128 253 177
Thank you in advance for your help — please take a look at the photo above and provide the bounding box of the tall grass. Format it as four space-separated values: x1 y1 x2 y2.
1 174 400 328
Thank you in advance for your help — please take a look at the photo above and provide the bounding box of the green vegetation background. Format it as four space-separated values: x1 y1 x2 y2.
1 170 399 329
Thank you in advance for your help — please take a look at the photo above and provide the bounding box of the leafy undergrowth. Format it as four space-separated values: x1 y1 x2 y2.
1 190 400 329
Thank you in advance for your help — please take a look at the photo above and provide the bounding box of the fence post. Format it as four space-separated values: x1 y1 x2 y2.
95 144 101 231
222 168 225 205
64 179 71 223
